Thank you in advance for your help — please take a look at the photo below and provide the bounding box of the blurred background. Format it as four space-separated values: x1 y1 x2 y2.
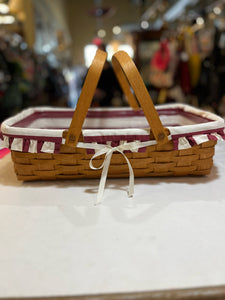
0 0 225 121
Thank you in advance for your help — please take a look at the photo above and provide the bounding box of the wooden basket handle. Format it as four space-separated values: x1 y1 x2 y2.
66 49 169 147
112 50 169 145
65 49 107 147
113 62 139 109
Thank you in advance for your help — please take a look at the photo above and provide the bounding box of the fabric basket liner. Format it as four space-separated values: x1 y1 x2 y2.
1 104 225 154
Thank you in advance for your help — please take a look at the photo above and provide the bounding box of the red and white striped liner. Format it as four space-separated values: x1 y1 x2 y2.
1 104 225 154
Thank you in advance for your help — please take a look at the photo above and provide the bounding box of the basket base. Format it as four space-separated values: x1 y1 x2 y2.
14 169 212 182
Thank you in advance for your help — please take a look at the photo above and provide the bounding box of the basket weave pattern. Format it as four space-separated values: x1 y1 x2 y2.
11 139 216 181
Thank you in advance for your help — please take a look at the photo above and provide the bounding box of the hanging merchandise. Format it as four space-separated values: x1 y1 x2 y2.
183 28 201 89
149 39 173 89
177 51 192 95
189 52 201 88
0 37 23 122
0 31 68 122
197 27 215 56
196 26 224 109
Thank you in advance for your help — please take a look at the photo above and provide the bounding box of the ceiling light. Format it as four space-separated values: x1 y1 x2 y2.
42 44 51 53
196 17 204 25
213 6 221 15
97 29 106 38
112 26 121 35
140 20 149 29
0 3 9 14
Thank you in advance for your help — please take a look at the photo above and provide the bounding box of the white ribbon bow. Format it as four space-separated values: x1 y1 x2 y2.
77 140 165 205
90 142 139 205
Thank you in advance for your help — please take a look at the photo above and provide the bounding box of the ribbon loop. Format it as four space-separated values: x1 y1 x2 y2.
89 146 112 171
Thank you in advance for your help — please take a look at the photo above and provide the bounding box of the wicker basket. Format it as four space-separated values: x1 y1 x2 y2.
1 50 225 203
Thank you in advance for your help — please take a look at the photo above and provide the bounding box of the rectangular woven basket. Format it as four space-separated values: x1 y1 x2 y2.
1 49 225 203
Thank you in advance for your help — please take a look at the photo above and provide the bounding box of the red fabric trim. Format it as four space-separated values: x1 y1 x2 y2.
173 138 179 150
86 108 213 124
158 108 212 123
3 133 62 154
172 127 225 139
10 107 213 129
186 136 196 147
3 133 62 143
12 111 73 128
207 134 218 141
23 139 30 152
172 128 225 150
84 135 149 154
83 134 150 143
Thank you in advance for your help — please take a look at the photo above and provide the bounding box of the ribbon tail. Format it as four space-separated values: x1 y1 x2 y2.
124 155 134 198
118 150 134 198
95 151 113 205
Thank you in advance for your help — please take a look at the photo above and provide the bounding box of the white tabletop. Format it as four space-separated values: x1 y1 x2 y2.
0 142 225 298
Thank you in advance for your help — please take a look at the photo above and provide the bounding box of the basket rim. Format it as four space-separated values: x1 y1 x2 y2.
1 103 224 139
